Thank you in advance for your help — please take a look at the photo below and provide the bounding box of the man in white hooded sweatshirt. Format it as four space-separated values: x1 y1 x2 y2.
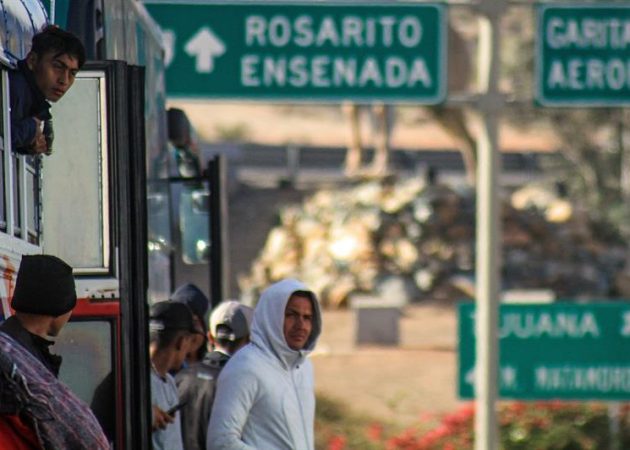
206 279 322 450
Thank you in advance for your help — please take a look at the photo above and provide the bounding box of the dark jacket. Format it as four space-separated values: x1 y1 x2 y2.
0 315 61 376
9 60 52 154
175 350 230 450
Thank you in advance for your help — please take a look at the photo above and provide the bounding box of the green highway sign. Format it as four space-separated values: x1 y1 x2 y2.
536 4 630 106
459 302 630 400
144 1 446 102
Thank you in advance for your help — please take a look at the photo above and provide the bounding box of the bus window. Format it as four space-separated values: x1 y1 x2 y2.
11 154 40 243
25 156 40 244
0 68 42 246
0 156 4 233
180 186 210 264
43 73 110 272
12 153 21 237
55 318 116 443
56 320 114 405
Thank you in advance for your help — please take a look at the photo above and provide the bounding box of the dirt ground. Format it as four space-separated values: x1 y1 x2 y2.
312 301 466 428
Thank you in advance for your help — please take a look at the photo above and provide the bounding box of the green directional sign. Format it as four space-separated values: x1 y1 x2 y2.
459 302 630 400
536 4 630 106
144 1 446 102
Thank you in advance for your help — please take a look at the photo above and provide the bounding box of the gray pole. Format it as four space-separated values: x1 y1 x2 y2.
474 1 504 449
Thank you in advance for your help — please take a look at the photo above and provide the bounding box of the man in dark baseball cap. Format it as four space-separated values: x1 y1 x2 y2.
0 254 77 376
150 300 196 335
149 300 195 450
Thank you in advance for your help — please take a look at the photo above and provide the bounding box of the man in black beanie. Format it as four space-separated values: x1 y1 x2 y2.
0 254 77 377
0 254 109 449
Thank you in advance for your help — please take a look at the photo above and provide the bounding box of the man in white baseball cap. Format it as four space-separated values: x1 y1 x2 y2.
175 301 253 450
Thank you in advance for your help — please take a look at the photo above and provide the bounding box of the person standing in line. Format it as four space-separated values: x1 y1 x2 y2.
171 283 210 368
10 25 86 155
207 279 322 450
0 254 108 449
149 300 195 450
176 300 253 450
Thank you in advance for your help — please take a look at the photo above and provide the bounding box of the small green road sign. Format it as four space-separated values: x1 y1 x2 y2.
536 4 630 106
458 302 630 400
144 1 446 102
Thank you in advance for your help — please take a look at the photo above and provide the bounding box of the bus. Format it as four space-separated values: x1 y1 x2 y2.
0 1 224 448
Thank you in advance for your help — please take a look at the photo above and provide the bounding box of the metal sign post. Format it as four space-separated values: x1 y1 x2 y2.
474 1 504 449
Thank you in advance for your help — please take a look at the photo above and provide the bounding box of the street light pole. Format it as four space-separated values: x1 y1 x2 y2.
474 1 505 449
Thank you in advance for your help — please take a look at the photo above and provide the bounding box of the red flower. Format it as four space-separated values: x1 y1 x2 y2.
366 422 383 442
328 435 346 450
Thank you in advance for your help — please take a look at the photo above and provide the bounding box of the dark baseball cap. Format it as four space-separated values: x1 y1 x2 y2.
149 301 195 333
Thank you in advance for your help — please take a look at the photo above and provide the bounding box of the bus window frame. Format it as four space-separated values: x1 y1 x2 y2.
0 67 41 255
43 69 112 275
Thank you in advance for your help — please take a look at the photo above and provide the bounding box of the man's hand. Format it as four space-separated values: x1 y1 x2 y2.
152 405 174 431
29 118 48 155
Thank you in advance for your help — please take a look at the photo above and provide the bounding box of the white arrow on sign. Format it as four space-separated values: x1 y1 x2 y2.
184 27 226 74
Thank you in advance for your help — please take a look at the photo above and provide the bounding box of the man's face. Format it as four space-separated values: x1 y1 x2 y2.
172 332 193 371
283 294 313 351
49 310 72 336
186 315 206 358
27 51 79 102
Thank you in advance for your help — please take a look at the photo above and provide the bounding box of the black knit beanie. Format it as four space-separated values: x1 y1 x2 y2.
11 255 77 317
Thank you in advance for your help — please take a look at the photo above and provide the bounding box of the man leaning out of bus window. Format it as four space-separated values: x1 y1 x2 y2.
10 25 85 155
150 300 195 450
0 254 109 449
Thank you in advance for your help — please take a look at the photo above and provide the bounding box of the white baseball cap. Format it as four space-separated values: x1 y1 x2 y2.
209 301 253 341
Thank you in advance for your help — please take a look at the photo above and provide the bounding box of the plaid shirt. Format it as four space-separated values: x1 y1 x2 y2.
0 332 109 449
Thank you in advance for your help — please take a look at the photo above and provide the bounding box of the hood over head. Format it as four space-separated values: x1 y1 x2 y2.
171 283 209 319
171 283 209 333
250 279 322 369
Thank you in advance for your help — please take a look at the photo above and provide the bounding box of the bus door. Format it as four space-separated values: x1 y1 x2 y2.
162 108 226 307
43 61 151 450
168 152 226 310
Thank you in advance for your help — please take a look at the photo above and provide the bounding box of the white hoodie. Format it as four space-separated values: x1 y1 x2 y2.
207 279 322 450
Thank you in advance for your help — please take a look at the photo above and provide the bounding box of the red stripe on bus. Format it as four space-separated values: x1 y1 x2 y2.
72 298 120 317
